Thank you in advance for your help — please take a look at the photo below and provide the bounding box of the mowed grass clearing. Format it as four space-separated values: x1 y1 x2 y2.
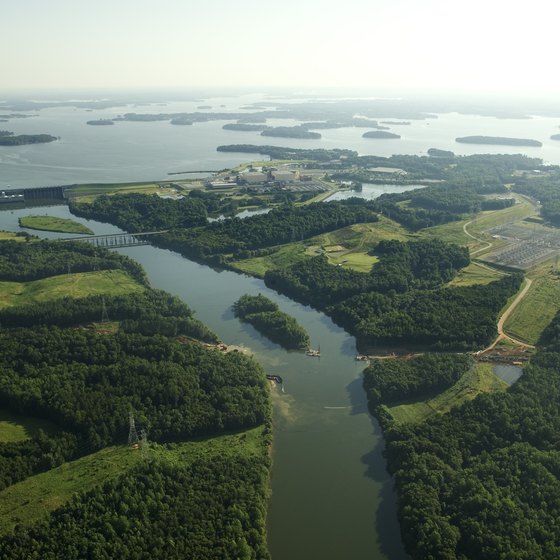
0 410 57 443
504 263 560 344
0 427 267 535
0 270 145 309
387 362 507 425
232 217 409 276
448 262 505 287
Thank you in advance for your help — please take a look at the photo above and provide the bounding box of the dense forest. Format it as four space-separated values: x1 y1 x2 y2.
0 327 269 448
70 193 208 233
149 201 378 263
512 171 560 226
0 239 146 284
264 239 522 349
363 353 473 405
70 194 379 264
0 240 272 558
0 453 271 560
377 322 560 559
233 294 310 350
0 289 217 342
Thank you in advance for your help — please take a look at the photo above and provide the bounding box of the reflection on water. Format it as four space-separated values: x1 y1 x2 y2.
325 183 427 201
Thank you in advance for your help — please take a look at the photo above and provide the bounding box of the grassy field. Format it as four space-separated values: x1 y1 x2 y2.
504 262 560 344
0 231 26 242
233 243 307 277
232 217 409 276
0 411 57 443
67 180 203 203
18 215 94 235
0 270 144 309
448 262 505 287
387 362 507 425
0 427 266 535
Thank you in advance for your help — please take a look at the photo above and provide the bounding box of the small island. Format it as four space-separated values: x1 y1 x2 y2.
18 215 94 235
86 119 115 126
362 130 401 139
233 294 310 350
551 134 560 141
428 148 455 157
455 135 542 147
261 126 321 139
223 123 269 131
380 120 411 125
170 116 194 125
0 131 58 146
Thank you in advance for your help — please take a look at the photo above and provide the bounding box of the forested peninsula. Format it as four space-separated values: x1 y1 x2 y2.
0 240 272 559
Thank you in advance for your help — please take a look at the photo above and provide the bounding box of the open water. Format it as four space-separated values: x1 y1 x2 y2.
1 93 560 189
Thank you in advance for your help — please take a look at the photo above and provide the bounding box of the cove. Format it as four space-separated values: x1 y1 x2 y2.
0 205 408 560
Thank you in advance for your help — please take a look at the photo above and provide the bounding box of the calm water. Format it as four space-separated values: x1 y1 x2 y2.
1 93 560 188
493 364 523 385
0 205 409 560
325 183 427 201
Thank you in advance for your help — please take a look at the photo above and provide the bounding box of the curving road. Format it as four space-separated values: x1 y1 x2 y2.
483 278 535 352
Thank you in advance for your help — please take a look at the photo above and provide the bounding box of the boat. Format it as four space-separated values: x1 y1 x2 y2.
306 344 320 357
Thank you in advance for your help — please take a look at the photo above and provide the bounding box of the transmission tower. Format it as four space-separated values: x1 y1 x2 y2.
67 263 71 275
101 297 109 323
128 412 139 445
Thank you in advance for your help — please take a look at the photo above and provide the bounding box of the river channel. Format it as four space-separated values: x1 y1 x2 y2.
0 204 408 560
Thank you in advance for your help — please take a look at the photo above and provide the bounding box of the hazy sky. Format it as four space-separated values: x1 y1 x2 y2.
2 0 559 94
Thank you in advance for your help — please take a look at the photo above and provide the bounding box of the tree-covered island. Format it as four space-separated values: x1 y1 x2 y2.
0 130 58 146
86 119 115 126
362 130 401 139
456 135 543 146
233 293 310 350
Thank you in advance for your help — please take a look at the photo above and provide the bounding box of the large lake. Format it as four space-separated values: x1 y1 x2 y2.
1 93 560 188
0 205 409 560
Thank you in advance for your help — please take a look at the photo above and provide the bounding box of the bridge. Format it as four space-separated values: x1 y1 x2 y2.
60 231 168 248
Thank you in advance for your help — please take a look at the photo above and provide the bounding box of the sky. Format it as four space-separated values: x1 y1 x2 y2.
2 0 560 95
